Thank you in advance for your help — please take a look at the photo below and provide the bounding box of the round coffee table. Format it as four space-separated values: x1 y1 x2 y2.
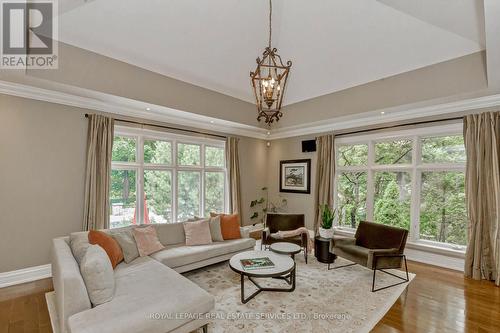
270 242 302 260
229 250 296 304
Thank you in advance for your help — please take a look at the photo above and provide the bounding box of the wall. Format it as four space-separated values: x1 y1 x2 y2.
0 94 266 273
238 137 269 226
266 134 320 230
0 94 88 272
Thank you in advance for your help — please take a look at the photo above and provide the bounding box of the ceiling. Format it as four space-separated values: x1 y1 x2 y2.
56 0 485 106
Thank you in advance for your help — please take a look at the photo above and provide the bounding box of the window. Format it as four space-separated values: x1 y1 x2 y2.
110 127 226 228
335 125 467 250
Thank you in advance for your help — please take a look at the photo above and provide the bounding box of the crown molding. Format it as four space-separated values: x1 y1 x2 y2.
269 93 500 139
2 79 499 141
0 80 269 139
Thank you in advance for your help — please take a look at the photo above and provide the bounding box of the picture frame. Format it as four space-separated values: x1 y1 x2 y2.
279 159 311 194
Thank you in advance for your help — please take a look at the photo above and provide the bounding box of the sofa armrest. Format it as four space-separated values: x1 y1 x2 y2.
367 248 400 269
51 238 91 333
239 226 252 238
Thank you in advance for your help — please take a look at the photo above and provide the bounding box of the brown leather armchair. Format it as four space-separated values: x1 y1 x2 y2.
261 213 308 263
331 221 409 292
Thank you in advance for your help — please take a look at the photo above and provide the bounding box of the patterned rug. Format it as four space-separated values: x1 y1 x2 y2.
185 254 414 333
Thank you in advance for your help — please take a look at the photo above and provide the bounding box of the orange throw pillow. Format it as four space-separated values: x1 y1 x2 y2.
88 230 124 269
211 213 241 240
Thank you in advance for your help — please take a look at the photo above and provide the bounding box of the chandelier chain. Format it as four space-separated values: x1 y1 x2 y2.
268 0 272 49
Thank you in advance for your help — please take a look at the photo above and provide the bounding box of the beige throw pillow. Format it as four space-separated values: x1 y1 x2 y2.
183 220 213 246
132 226 165 256
80 245 115 306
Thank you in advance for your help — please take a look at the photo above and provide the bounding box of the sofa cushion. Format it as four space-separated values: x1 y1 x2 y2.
80 245 115 306
153 222 186 246
150 238 256 268
67 257 214 333
183 220 212 246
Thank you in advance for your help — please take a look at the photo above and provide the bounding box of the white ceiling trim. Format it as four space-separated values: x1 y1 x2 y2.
0 80 269 139
269 93 500 140
1 79 499 141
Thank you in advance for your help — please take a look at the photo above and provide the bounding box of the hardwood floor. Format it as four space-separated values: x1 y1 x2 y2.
373 261 500 333
0 261 499 333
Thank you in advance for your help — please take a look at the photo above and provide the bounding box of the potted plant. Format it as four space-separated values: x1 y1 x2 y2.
318 204 335 239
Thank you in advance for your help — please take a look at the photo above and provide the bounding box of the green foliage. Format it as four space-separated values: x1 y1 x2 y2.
112 136 136 162
249 187 287 225
375 140 412 165
337 172 367 228
144 140 171 164
144 170 172 223
374 179 410 229
337 136 467 247
320 205 335 229
204 171 225 216
420 171 466 245
110 137 225 225
177 143 200 166
338 144 368 166
205 146 224 167
250 188 268 223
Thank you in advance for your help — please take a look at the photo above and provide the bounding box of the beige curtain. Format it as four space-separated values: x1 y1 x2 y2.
314 134 335 233
464 111 500 285
83 114 114 231
226 137 242 219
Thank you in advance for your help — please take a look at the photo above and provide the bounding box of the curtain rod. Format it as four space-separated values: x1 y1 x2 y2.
84 114 227 139
334 116 464 137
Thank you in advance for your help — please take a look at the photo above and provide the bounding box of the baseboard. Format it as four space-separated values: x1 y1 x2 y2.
0 264 52 288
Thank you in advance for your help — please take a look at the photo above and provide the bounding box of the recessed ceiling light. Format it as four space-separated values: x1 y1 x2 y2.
146 107 151 111
210 120 214 124
267 131 271 135
380 111 385 115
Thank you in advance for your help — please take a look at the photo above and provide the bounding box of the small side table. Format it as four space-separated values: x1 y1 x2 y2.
270 242 302 260
314 236 336 264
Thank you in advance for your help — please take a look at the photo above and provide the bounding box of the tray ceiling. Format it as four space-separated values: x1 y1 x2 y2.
57 0 484 106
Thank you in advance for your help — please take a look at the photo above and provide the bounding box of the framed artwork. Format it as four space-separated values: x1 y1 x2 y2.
279 159 311 194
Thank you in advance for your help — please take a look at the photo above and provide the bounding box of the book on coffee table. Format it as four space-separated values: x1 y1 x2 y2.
240 257 275 270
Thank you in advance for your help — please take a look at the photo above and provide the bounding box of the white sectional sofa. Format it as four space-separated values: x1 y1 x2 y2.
51 222 256 333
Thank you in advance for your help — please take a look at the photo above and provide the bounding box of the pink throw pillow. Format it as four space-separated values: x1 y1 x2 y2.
132 226 165 257
184 220 213 246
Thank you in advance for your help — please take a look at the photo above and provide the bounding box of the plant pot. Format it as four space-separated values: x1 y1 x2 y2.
318 227 334 239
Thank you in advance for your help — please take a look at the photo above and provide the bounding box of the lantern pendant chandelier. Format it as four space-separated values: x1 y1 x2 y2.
250 0 292 125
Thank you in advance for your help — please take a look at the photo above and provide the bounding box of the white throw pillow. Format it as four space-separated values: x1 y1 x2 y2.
80 245 115 306
208 216 224 242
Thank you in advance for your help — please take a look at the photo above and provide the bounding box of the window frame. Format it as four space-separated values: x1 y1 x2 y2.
111 126 227 226
334 123 466 251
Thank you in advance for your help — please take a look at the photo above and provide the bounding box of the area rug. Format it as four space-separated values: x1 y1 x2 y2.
185 256 414 333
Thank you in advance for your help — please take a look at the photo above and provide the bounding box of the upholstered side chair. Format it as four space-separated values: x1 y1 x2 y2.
330 221 409 292
261 213 308 263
